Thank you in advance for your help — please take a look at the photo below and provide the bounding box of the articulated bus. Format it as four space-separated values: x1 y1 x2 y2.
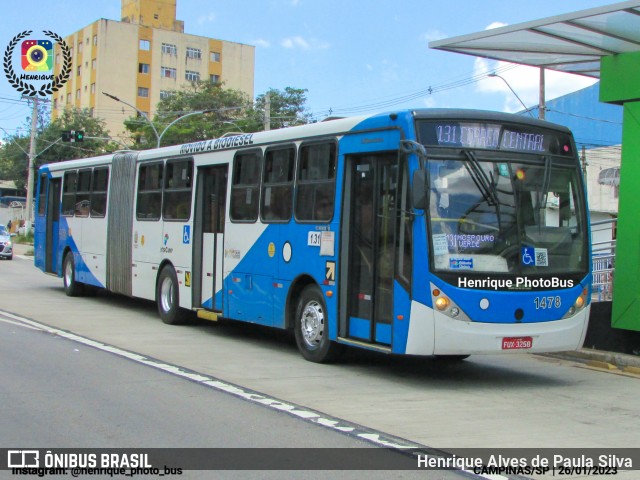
34 109 591 362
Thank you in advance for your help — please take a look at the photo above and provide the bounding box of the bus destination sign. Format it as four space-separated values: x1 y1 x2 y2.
418 122 572 155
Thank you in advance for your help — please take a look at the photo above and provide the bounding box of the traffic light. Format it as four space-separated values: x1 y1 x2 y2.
61 130 84 142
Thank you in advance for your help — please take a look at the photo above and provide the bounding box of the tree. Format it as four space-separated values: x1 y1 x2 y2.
254 87 311 129
0 108 118 190
124 81 255 149
123 83 312 149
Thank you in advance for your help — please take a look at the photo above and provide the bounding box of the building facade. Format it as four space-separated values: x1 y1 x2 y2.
52 0 255 141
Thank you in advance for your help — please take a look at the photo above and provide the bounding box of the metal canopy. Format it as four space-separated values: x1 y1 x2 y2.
430 1 640 78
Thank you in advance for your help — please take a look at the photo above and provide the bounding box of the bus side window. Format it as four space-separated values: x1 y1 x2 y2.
136 163 163 221
91 167 109 217
163 158 193 221
75 169 92 217
230 150 262 222
261 146 294 222
61 171 78 216
295 142 336 222
37 173 47 216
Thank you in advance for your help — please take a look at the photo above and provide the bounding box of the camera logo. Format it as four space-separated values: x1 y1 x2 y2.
4 30 71 97
22 39 53 71
7 450 40 468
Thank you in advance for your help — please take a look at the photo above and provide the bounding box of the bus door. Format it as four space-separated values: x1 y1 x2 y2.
45 177 62 274
344 153 399 345
193 165 228 311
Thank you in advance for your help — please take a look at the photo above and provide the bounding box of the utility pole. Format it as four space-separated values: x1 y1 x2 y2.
538 68 546 120
264 92 271 131
25 96 38 232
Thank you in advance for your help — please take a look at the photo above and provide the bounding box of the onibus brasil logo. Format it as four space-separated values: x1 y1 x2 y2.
3 30 71 97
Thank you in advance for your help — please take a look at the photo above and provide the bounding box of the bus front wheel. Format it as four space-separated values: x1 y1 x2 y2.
156 266 189 325
63 252 83 297
294 285 342 363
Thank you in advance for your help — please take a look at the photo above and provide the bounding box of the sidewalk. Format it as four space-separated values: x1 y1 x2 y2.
12 242 33 257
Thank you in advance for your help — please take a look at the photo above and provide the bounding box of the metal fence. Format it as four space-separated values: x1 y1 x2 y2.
591 218 616 302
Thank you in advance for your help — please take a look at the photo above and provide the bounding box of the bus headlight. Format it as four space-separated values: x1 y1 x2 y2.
435 297 449 311
575 296 585 309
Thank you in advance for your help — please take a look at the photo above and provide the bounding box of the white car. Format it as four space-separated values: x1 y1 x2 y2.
0 224 14 260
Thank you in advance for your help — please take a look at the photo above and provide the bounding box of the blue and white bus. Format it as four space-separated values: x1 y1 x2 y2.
34 109 591 362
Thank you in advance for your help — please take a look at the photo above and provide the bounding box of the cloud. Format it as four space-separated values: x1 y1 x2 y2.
475 57 598 113
252 39 271 48
196 13 216 25
281 36 329 50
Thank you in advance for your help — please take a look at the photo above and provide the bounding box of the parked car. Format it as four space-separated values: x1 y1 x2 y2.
0 224 14 260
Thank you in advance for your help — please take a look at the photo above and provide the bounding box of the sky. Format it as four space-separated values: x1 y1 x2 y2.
0 0 625 140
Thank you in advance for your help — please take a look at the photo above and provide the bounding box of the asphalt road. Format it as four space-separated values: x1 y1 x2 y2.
2 251 640 479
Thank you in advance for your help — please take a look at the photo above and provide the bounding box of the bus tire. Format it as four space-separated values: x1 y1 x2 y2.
63 252 83 297
157 266 189 325
294 285 342 363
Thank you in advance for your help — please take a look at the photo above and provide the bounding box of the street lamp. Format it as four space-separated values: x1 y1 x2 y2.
488 73 534 118
103 92 161 146
103 92 242 147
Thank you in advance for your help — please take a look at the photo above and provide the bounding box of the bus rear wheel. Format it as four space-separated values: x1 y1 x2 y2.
156 266 189 325
63 252 83 297
294 285 342 363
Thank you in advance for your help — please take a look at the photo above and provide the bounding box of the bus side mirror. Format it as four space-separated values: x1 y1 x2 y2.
412 170 427 210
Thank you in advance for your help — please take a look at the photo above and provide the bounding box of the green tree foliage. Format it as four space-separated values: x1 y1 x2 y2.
124 82 255 149
255 87 311 129
0 108 118 190
124 83 311 149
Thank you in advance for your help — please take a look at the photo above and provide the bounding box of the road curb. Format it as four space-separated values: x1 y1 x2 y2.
543 348 640 370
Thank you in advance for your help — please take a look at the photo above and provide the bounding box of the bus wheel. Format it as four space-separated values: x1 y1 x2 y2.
63 252 83 297
294 285 341 363
157 266 189 325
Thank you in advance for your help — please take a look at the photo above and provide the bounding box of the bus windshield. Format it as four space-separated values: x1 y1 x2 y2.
426 154 588 276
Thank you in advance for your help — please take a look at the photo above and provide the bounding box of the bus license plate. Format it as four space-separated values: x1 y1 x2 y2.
502 336 533 350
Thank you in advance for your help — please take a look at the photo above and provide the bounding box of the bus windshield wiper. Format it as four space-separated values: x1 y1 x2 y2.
536 155 553 211
463 150 499 206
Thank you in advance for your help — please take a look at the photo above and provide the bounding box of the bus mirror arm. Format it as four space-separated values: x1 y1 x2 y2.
412 169 428 210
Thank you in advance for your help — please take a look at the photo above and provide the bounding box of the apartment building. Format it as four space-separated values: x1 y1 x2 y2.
52 0 255 140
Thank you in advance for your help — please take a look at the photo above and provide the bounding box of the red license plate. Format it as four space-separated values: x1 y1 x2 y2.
502 336 533 350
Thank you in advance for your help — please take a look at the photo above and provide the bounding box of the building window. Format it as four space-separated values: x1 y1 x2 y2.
210 51 221 62
93 35 97 46
84 61 88 69
66 93 71 103
76 89 81 100
159 90 173 100
138 87 149 98
185 70 200 82
161 66 176 79
77 42 83 53
55 53 60 65
53 99 57 109
77 66 81 76
70 47 74 57
92 58 97 70
86 37 89 45
139 63 150 74
186 47 201 60
139 39 150 50
209 74 220 84
161 43 177 55
91 83 95 94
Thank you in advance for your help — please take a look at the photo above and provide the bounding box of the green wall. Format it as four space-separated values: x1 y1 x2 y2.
600 51 640 330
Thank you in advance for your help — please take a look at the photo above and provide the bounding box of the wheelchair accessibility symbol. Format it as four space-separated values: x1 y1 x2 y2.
183 225 191 244
521 246 535 266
